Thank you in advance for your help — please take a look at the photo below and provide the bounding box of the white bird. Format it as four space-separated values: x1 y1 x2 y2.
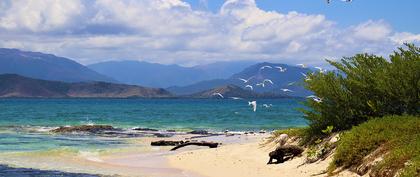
262 104 273 108
296 64 307 68
275 66 287 72
229 97 242 100
301 72 311 81
256 83 265 87
248 101 257 112
212 92 224 98
263 79 274 85
306 95 322 103
287 82 295 86
281 88 293 92
315 67 327 73
245 85 253 90
238 76 255 83
260 65 272 70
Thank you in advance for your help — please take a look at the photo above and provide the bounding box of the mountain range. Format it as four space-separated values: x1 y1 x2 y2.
0 48 114 83
0 74 172 98
88 60 255 88
0 48 314 98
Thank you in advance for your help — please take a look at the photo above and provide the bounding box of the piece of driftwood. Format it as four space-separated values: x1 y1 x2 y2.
170 141 219 151
267 145 304 164
151 140 187 146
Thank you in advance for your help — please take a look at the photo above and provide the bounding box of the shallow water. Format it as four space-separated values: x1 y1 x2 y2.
0 98 306 153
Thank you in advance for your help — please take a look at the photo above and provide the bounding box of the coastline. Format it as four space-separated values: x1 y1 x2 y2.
0 132 361 177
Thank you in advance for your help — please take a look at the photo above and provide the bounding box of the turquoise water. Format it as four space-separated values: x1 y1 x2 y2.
0 98 307 152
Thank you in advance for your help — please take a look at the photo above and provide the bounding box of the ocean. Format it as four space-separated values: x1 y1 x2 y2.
0 98 307 152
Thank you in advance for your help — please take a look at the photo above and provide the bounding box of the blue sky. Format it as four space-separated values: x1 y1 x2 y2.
0 0 419 66
185 0 420 33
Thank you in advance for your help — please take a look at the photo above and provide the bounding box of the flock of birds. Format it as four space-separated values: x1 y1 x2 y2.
212 64 325 112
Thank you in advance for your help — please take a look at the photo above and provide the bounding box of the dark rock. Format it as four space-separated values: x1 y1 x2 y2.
267 145 304 164
151 140 187 146
188 130 209 135
132 127 159 131
51 125 115 133
166 130 176 132
152 133 173 137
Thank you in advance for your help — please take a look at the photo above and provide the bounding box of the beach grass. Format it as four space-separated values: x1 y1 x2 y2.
328 115 420 176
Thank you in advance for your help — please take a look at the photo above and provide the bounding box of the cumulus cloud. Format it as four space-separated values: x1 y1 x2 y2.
0 0 418 66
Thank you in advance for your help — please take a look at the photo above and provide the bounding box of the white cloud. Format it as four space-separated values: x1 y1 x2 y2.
0 0 418 66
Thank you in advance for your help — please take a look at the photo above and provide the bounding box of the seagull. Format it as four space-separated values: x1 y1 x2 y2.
301 72 311 81
245 85 253 90
263 79 274 85
296 64 307 68
307 95 322 103
260 65 272 70
212 92 224 98
281 88 293 92
238 76 255 83
248 101 257 112
256 83 265 87
229 97 243 100
287 82 296 86
315 67 327 73
275 66 287 72
262 104 273 108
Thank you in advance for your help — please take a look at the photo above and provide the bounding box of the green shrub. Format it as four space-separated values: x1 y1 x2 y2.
302 44 420 134
329 115 420 176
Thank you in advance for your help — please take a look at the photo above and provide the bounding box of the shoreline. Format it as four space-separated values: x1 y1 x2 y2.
0 132 361 177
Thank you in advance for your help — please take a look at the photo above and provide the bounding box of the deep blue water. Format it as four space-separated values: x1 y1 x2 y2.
0 98 307 152
0 98 306 131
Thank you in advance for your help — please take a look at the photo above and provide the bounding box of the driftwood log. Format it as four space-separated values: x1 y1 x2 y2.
267 145 304 164
170 141 219 151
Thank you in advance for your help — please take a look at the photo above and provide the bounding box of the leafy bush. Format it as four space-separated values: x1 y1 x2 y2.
302 44 420 134
329 115 420 176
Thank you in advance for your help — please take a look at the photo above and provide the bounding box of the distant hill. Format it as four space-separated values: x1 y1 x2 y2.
188 85 287 99
0 48 115 83
88 60 255 88
0 74 172 98
168 62 313 97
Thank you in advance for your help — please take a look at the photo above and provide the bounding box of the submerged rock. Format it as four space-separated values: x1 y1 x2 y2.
51 125 116 133
188 130 209 135
132 127 159 131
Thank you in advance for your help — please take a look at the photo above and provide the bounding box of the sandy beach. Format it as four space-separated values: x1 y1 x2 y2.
0 133 360 177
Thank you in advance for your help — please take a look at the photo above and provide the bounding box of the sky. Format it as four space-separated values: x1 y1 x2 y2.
0 0 419 67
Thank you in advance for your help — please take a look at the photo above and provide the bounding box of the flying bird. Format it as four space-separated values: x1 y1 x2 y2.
281 88 293 92
256 83 265 87
262 104 273 108
275 66 287 72
296 64 307 68
315 67 327 73
238 76 255 83
260 65 273 70
248 101 257 112
212 92 224 98
229 97 243 100
301 72 311 81
263 79 274 85
287 82 296 86
307 95 323 103
245 85 253 90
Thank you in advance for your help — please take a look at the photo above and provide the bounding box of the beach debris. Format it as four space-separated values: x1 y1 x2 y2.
170 141 219 151
151 140 187 146
50 125 116 133
132 127 159 131
188 130 209 135
267 145 304 164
